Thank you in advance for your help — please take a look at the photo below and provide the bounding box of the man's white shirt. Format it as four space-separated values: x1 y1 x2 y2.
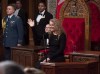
36 10 45 24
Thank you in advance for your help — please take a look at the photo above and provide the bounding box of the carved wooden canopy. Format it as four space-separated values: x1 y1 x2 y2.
60 0 90 50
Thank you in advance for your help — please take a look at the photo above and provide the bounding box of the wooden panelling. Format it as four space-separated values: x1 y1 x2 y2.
11 46 45 67
11 46 39 67
69 51 100 74
41 61 98 74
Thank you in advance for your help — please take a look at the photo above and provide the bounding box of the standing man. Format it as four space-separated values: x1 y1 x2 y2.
28 2 53 46
14 0 29 45
2 4 24 60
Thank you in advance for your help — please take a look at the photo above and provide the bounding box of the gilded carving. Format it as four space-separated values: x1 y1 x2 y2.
60 0 90 50
60 0 89 18
95 0 100 9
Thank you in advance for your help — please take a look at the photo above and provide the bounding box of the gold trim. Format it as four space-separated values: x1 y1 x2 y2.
2 18 6 32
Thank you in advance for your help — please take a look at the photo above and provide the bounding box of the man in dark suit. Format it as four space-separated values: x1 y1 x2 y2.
14 0 29 45
2 4 24 60
28 2 53 46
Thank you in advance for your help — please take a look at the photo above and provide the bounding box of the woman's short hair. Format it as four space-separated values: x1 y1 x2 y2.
50 18 65 35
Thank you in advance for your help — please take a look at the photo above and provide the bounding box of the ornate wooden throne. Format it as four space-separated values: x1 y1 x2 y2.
59 0 90 54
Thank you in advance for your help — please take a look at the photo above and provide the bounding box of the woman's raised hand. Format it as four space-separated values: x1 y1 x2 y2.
27 19 35 27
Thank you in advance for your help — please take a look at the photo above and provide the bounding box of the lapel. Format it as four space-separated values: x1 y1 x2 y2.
7 15 16 26
35 11 47 19
43 11 47 17
35 12 39 19
10 15 15 21
6 15 15 22
35 11 47 24
18 9 21 16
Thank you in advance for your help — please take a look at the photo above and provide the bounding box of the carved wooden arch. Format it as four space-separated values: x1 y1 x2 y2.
60 0 90 50
85 0 100 11
95 0 100 10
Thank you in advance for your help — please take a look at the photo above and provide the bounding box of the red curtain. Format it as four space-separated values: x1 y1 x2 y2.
62 18 85 54
56 0 65 19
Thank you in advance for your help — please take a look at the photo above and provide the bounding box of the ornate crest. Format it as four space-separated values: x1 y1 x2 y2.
60 0 89 18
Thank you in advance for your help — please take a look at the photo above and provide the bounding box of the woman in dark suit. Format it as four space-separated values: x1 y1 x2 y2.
28 18 66 69
42 18 66 62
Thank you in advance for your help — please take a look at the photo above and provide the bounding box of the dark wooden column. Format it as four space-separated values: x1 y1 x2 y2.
1 0 7 17
28 0 34 46
0 0 7 60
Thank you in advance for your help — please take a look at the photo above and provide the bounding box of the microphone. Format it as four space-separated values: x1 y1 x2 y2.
43 33 49 48
43 34 49 62
46 38 49 48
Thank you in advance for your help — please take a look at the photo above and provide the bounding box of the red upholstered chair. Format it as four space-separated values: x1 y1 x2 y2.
62 18 85 54
38 48 49 60
59 0 90 54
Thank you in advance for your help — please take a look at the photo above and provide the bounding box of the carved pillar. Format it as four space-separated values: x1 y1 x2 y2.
0 0 7 60
1 0 7 17
28 0 34 45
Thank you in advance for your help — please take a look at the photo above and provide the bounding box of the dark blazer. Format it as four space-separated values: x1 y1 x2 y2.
44 33 66 62
3 15 24 47
32 11 53 45
18 8 29 45
18 9 28 27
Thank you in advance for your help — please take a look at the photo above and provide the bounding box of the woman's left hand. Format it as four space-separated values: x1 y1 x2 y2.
17 44 22 47
43 58 50 62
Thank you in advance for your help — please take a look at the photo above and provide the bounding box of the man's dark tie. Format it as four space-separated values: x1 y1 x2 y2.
7 17 10 21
